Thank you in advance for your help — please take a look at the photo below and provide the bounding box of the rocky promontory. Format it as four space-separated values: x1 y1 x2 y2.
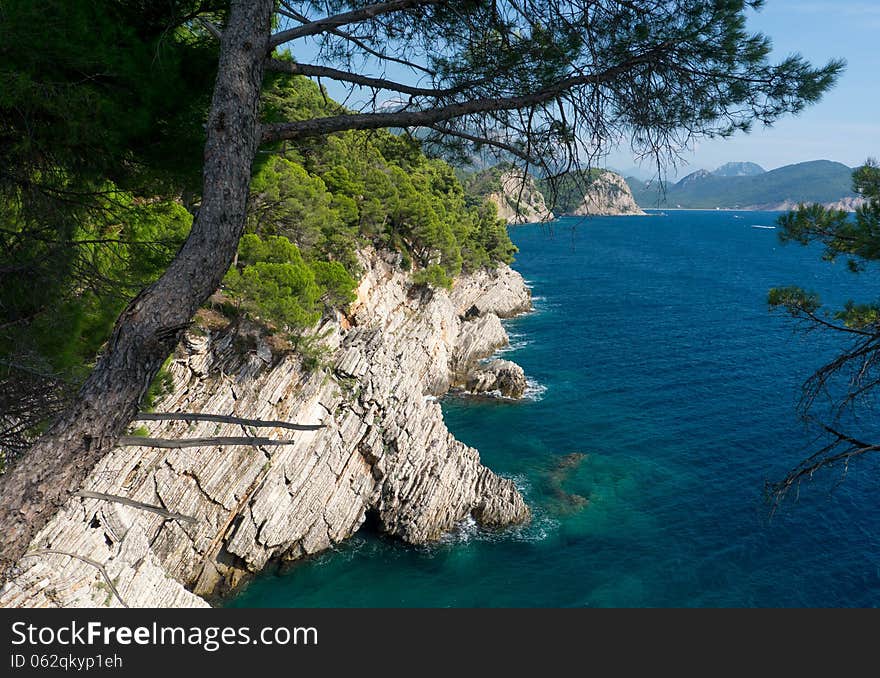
485 169 555 224
0 251 533 608
467 164 646 221
570 170 646 216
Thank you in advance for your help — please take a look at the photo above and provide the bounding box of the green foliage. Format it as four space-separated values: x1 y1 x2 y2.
225 233 357 337
2 64 515 402
835 301 880 330
769 158 880 415
775 159 880 272
0 187 192 376
462 163 516 200
0 0 212 445
248 157 350 258
141 358 175 412
296 332 336 373
0 0 841 467
0 13 515 455
311 261 358 308
767 158 880 488
412 265 454 290
769 160 880 323
0 0 218 195
767 286 822 317
225 236 323 334
255 75 517 280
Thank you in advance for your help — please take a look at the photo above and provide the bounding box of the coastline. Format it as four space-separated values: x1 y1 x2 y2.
1 251 534 608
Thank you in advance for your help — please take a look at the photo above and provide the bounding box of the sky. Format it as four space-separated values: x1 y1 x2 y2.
610 0 880 178
292 1 879 180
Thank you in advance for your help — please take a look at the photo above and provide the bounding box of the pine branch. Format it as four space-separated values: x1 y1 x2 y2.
269 0 443 48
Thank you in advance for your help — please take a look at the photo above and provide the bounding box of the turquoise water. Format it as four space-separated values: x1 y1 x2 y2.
230 211 880 607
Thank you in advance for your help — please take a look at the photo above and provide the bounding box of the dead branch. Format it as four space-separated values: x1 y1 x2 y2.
134 412 324 431
118 436 301 449
20 549 128 607
74 490 197 525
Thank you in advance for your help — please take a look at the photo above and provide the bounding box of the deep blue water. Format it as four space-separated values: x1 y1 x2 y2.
230 211 880 607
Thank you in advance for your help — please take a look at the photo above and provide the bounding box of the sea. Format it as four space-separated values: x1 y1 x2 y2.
229 210 880 607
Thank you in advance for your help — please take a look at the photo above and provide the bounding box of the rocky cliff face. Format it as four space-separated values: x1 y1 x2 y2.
0 251 532 608
487 170 554 224
572 171 646 216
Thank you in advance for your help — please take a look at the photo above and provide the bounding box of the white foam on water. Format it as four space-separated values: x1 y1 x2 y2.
455 388 518 401
438 515 480 544
496 338 532 354
524 378 547 401
420 475 561 547
437 506 558 546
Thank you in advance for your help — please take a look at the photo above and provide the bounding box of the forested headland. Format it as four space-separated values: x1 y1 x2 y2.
1 3 515 467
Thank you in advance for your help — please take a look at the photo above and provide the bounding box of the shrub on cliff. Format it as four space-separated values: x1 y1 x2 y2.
411 264 454 291
224 234 356 335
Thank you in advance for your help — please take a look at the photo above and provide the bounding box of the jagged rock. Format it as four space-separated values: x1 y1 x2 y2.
572 171 646 216
450 264 533 319
466 359 527 398
453 314 508 376
487 169 555 224
1 249 532 608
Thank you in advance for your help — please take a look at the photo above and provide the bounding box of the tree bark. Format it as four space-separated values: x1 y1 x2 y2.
0 0 275 577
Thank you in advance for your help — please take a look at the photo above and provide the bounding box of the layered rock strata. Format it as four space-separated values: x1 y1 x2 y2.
1 251 532 608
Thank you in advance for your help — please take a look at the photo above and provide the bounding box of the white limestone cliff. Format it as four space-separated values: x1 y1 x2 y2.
0 251 532 608
487 170 554 224
572 171 646 216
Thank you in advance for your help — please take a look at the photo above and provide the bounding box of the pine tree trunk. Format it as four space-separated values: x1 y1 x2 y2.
0 0 275 576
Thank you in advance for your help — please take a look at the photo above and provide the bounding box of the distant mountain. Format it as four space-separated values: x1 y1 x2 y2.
712 161 765 177
675 169 713 189
611 165 657 182
627 160 859 210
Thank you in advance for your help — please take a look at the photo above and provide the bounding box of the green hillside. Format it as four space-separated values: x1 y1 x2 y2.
2 68 516 445
535 169 605 213
628 160 857 208
460 162 516 205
